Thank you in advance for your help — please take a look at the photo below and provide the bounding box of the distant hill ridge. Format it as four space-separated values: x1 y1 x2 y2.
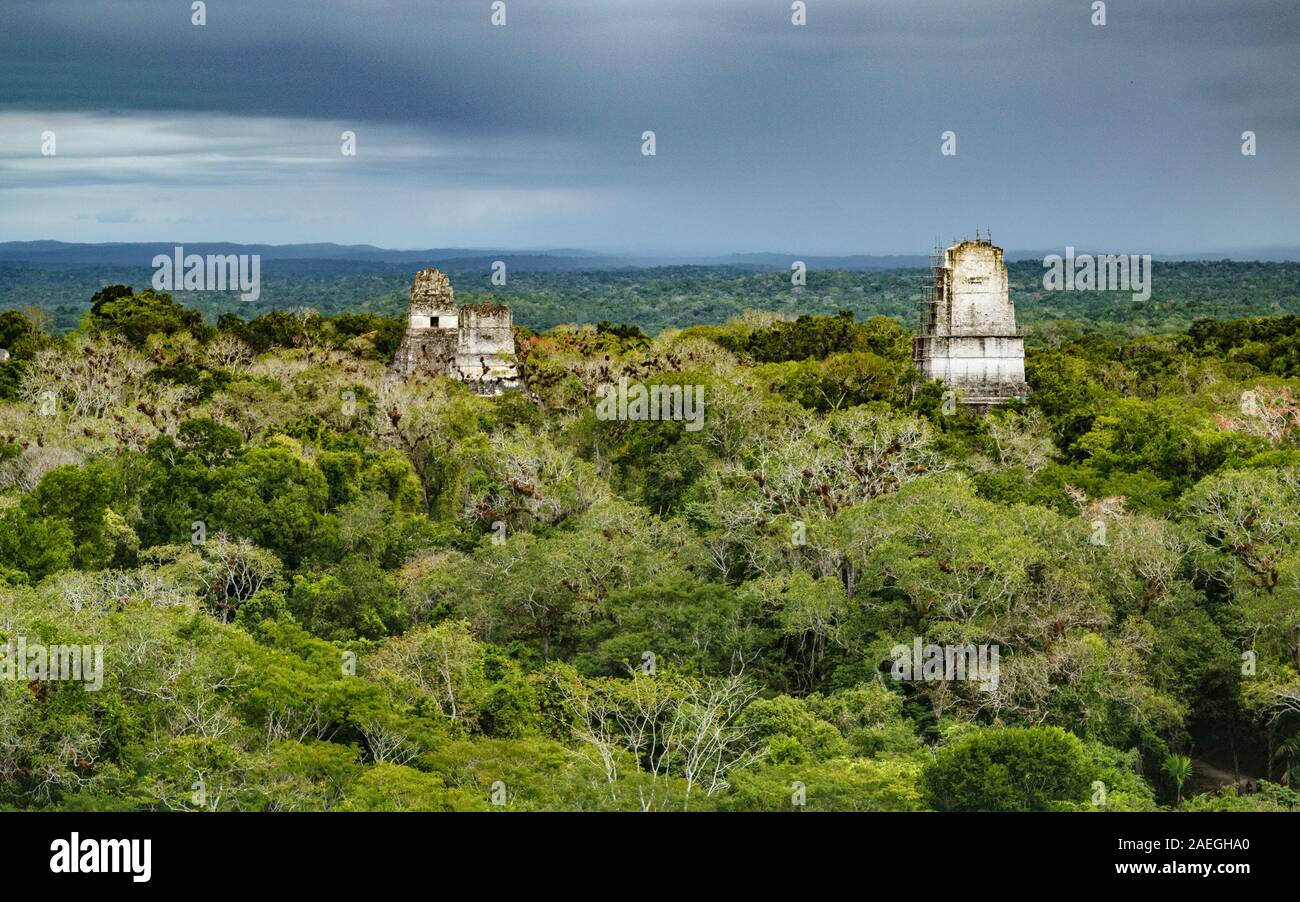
6 241 1297 269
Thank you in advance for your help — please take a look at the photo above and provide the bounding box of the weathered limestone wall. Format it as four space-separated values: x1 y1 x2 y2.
455 303 518 382
407 269 457 327
406 329 458 375
943 242 1018 334
458 305 513 352
919 336 1026 384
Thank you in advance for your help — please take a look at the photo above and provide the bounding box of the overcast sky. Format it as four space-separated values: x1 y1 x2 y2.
0 0 1296 254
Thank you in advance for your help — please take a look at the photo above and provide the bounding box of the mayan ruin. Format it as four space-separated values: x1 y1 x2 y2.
390 267 519 394
912 235 1029 411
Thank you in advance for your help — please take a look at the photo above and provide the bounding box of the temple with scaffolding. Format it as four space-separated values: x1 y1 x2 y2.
912 231 1029 411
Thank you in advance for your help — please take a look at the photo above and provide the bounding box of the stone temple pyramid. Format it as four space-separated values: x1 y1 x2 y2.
912 236 1029 411
390 268 519 395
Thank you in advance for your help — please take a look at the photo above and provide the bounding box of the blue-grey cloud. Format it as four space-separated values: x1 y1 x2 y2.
0 0 1296 253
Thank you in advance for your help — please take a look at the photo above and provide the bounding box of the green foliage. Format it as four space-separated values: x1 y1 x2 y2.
921 727 1096 811
755 351 900 411
1161 753 1194 805
87 285 209 348
724 310 865 362
290 556 403 641
2 281 1300 811
4 259 1300 336
720 755 927 811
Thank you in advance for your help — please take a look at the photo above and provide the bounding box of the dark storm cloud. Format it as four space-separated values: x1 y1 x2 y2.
5 0 1291 133
0 0 1296 252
